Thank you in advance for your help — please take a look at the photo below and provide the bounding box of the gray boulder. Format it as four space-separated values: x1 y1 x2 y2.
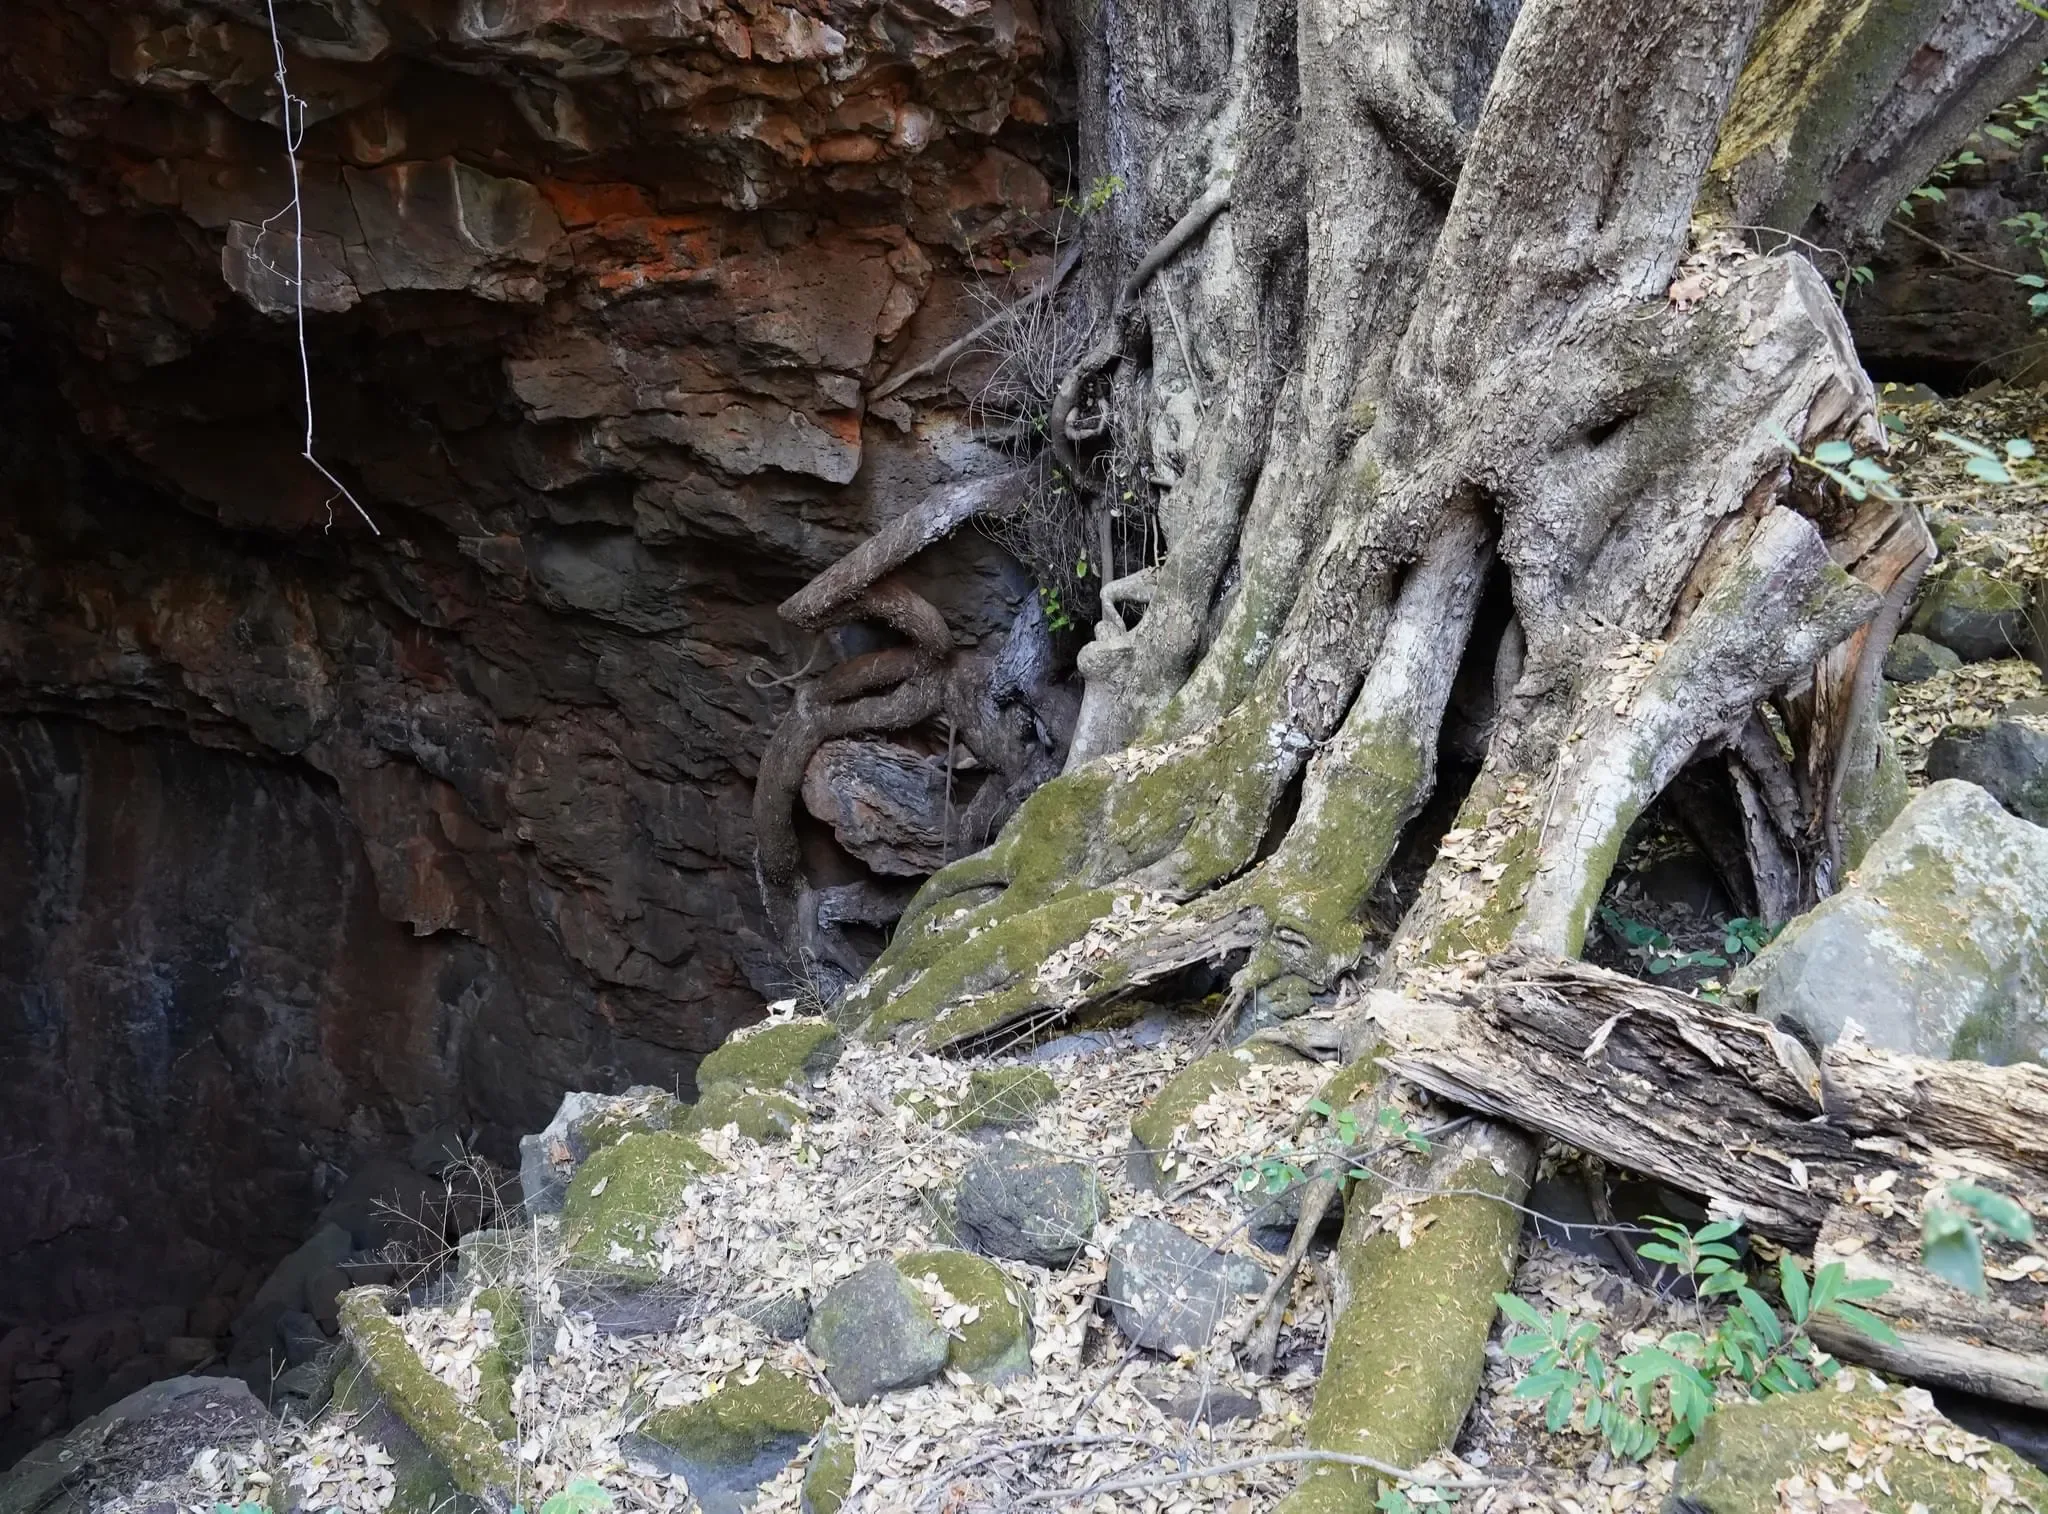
1732 780 2048 1063
1883 631 1962 683
1911 562 2038 663
1104 1218 1268 1354
1926 700 2048 827
955 1140 1105 1268
805 1261 949 1403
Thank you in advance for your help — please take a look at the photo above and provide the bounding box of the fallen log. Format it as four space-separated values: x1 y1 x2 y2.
1352 949 2048 1408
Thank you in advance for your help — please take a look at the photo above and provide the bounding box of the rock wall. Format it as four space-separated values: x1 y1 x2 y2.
0 0 1067 1421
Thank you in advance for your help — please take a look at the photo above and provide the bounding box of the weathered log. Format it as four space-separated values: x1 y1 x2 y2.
1364 949 2048 1406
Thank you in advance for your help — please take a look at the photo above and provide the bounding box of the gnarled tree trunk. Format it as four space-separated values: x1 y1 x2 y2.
756 0 2047 1483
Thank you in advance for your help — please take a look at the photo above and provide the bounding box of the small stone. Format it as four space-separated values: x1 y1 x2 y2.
954 1139 1105 1268
1134 1367 1262 1426
1883 631 1962 683
518 1087 685 1216
1104 1217 1268 1354
805 1261 949 1403
897 1250 1032 1383
625 1368 829 1514
1926 698 2048 826
801 1430 856 1514
697 1019 843 1095
732 1292 813 1341
947 1066 1058 1132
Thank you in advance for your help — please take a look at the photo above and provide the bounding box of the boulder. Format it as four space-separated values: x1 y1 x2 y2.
624 1368 829 1514
954 1139 1105 1268
518 1087 686 1216
1926 699 2048 826
1883 630 1963 683
1103 1218 1268 1354
1911 562 2038 663
1732 781 2048 1063
1672 1382 2048 1513
804 1261 950 1403
897 1250 1032 1383
678 1086 808 1145
0 1375 270 1514
229 1222 354 1368
732 1292 814 1342
274 1309 330 1367
561 1130 720 1289
697 1019 844 1096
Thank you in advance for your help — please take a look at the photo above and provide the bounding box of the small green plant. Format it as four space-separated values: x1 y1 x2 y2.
1773 425 1903 503
1720 916 1777 959
1832 262 1874 305
1921 1180 2039 1296
513 1476 616 1514
1058 173 1125 217
213 1504 266 1514
1597 909 1773 977
1496 1218 1897 1462
1934 429 2039 486
1038 583 1073 633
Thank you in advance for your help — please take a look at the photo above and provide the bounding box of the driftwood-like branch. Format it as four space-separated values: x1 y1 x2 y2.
1368 950 2048 1407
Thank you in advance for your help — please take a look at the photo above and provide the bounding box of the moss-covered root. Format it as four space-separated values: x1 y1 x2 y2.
472 1287 528 1443
337 1288 520 1506
1274 1120 1535 1514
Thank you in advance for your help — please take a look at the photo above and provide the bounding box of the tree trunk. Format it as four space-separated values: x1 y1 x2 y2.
750 0 2048 1483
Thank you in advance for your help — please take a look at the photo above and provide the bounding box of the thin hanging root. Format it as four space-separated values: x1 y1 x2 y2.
1238 1168 1342 1378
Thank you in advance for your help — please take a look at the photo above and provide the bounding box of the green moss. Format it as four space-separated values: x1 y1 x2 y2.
680 1085 807 1144
950 1067 1058 1131
898 1250 1032 1382
575 1095 682 1158
337 1288 519 1501
1428 819 1542 962
1130 1045 1299 1189
1673 1386 2048 1513
1275 1145 1526 1513
638 1369 828 1468
801 1430 856 1514
698 1020 842 1094
562 1131 720 1282
472 1287 526 1442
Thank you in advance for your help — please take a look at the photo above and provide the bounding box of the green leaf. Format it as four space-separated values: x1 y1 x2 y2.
1847 456 1894 484
2018 274 2047 288
1701 1271 1746 1297
1921 1209 1987 1297
1545 1383 1576 1431
1306 1097 1334 1118
1495 1292 1547 1330
1952 1181 2037 1241
1834 1275 1894 1303
1812 440 1856 466
1823 1301 1902 1348
2009 437 2038 460
1637 1242 1685 1267
1737 1287 1784 1348
2032 292 2048 316
1780 1256 1811 1322
1935 429 1998 459
1966 455 2016 484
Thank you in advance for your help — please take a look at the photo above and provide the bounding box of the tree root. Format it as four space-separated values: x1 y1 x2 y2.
1239 1168 1342 1378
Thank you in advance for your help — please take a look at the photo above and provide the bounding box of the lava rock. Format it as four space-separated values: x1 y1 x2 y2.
1911 562 2038 663
1103 1218 1268 1354
954 1139 1105 1268
624 1368 829 1514
804 1261 949 1403
274 1310 330 1368
1883 631 1962 683
732 1292 813 1342
1732 780 2048 1062
1926 699 2048 826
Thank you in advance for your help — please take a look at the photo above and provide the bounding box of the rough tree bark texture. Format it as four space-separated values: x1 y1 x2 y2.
747 0 2048 1486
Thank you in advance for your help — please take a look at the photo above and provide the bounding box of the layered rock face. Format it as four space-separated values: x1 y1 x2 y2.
0 0 1064 1411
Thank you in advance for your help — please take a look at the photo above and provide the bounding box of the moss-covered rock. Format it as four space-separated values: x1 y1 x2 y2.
698 1019 843 1094
1912 561 2037 663
1883 631 1961 683
335 1288 518 1511
801 1430 856 1514
627 1369 829 1514
1673 1382 2048 1513
898 1250 1031 1383
1731 779 2048 1061
1128 1044 1299 1190
805 1261 950 1402
949 1066 1058 1131
561 1130 720 1284
518 1087 685 1215
680 1085 807 1144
